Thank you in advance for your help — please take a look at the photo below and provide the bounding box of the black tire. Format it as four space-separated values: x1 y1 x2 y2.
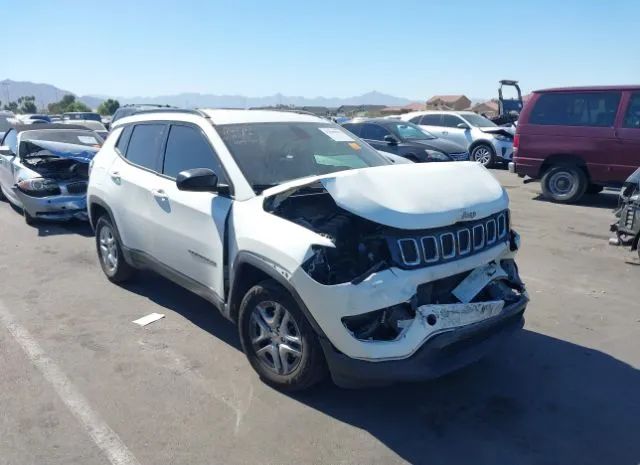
541 165 588 203
0 187 6 201
405 154 420 163
471 143 496 167
23 208 37 225
238 279 327 391
586 184 604 195
95 215 134 283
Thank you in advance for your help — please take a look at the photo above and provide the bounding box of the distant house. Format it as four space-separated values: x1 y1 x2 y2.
426 95 471 111
335 104 387 117
472 100 499 117
380 101 426 116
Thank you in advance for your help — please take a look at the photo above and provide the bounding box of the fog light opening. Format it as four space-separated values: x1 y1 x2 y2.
426 314 437 326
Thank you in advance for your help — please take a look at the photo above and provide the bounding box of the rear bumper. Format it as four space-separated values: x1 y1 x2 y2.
321 295 527 388
16 191 88 221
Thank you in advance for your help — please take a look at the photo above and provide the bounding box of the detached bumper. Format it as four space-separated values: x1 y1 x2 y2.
16 191 88 221
321 295 527 388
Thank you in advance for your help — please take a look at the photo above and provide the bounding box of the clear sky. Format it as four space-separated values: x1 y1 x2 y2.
2 0 639 99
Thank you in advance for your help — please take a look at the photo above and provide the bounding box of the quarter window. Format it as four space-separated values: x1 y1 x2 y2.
623 93 640 129
162 124 225 181
530 92 621 127
125 124 166 170
115 125 133 155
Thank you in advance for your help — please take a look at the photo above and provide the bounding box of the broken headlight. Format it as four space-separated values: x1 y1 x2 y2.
16 178 61 197
342 303 415 341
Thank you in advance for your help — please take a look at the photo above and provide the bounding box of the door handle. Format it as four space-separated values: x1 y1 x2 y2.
442 131 448 135
109 170 121 181
151 188 168 200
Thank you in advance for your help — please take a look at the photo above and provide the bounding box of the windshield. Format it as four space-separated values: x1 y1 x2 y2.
460 113 497 128
0 117 12 132
216 122 390 190
390 122 435 140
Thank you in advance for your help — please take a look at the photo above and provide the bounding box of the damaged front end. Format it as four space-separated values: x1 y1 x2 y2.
14 140 98 221
610 168 640 257
262 163 527 380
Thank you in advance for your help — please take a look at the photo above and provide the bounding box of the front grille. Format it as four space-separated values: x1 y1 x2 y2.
449 152 469 161
66 182 87 194
387 210 509 269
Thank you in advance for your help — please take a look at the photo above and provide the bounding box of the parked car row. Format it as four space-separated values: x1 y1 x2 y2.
0 107 528 391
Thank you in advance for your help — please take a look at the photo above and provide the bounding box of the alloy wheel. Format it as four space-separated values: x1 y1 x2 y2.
249 301 303 375
99 225 118 274
548 171 575 197
473 146 492 166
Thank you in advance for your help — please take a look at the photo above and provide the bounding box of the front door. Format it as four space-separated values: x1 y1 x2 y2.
149 123 231 301
361 123 397 154
440 114 472 149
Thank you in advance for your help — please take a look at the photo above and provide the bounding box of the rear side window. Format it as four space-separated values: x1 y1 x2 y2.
125 124 166 170
162 124 226 181
409 116 422 124
530 92 621 127
623 93 640 129
115 125 133 155
420 114 441 126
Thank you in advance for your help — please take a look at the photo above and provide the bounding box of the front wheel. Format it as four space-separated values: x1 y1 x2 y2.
238 280 326 391
23 208 37 225
541 165 588 203
471 144 495 167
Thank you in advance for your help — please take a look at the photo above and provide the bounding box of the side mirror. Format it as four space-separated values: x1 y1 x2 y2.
0 146 14 156
176 168 218 192
457 123 470 130
384 135 398 145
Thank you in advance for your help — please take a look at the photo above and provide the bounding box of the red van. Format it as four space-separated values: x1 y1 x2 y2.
510 86 640 203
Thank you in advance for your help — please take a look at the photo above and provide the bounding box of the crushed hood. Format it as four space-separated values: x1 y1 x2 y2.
480 127 514 138
264 162 508 230
22 140 99 163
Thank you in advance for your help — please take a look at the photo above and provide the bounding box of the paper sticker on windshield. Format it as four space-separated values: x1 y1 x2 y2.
348 142 361 150
78 136 98 144
318 127 354 142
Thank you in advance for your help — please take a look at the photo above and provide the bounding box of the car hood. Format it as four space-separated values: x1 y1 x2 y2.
22 140 99 163
263 162 508 230
479 127 515 138
410 138 467 154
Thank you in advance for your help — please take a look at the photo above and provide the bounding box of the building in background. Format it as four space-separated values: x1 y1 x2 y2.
426 95 471 111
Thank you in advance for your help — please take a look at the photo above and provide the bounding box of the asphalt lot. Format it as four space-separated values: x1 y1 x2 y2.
1 169 639 465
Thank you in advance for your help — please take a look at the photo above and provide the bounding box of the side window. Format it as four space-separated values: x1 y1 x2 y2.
420 114 441 126
162 124 227 182
361 124 391 141
623 93 640 129
125 124 166 171
409 116 422 124
530 92 621 127
342 124 361 136
441 115 464 128
115 125 133 155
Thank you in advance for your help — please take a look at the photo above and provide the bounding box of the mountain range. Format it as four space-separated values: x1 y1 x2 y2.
1 79 418 110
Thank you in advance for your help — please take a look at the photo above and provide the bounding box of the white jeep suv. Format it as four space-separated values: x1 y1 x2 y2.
87 109 528 390
401 111 515 167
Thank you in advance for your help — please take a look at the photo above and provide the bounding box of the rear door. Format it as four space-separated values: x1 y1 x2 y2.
615 92 640 179
416 114 442 134
109 122 168 253
150 122 232 301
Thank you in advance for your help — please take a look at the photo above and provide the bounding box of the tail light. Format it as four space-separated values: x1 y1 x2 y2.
513 134 520 157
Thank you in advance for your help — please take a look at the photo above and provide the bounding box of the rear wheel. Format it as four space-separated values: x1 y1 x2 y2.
95 215 134 283
0 187 6 201
471 143 495 167
541 165 588 203
238 280 326 391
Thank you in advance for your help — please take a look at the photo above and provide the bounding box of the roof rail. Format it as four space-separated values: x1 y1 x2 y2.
132 108 210 118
